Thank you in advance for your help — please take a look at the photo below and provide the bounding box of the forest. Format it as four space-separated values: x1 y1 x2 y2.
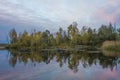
7 22 120 51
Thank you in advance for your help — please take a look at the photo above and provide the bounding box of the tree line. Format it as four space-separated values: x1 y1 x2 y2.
8 22 120 49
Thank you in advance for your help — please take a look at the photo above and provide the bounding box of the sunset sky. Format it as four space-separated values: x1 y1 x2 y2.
0 0 120 43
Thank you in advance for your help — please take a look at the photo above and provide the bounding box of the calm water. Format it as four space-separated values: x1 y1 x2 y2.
0 50 120 80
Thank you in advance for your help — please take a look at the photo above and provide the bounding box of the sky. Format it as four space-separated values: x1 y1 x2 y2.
0 0 120 43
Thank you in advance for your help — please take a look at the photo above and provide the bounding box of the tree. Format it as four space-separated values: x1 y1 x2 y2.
63 30 69 44
56 32 61 45
81 33 89 45
67 22 79 45
117 28 120 35
68 24 73 40
87 27 97 45
49 34 55 46
117 28 120 40
9 28 17 44
59 27 63 43
98 23 117 44
21 31 30 46
80 26 89 45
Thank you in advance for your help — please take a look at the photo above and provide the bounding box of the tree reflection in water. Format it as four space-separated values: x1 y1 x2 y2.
8 50 120 73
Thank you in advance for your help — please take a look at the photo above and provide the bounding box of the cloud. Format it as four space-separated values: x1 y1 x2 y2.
0 0 120 30
1 0 120 43
0 0 61 30
93 0 120 24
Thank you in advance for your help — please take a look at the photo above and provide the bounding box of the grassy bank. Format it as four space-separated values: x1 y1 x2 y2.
102 41 120 52
6 43 99 52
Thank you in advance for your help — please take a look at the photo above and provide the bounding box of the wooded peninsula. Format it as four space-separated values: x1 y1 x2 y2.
7 22 120 52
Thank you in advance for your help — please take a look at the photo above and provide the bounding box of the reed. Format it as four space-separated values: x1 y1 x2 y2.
102 41 120 52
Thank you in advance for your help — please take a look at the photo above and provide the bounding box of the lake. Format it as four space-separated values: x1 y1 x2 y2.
0 50 120 80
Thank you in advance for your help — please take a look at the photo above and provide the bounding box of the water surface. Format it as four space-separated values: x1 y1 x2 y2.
0 50 120 80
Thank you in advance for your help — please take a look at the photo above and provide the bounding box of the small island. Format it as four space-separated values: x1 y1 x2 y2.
5 22 120 53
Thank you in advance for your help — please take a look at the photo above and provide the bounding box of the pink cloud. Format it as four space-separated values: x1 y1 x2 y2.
96 0 120 23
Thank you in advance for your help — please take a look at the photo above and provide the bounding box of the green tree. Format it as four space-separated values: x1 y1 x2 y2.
56 32 61 45
98 23 117 44
67 22 79 45
9 28 17 44
59 27 63 43
49 34 55 46
80 26 89 45
21 31 30 46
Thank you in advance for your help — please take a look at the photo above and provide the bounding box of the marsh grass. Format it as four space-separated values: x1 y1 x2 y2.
102 41 120 52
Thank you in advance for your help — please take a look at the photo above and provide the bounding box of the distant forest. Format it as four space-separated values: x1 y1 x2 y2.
8 22 120 49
